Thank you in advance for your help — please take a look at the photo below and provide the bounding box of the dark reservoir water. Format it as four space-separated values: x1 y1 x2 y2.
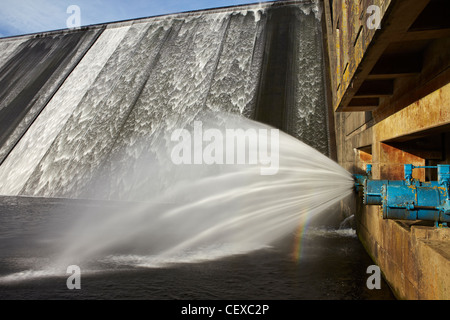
0 196 395 300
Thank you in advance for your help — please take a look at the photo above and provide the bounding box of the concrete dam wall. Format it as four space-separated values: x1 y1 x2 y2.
0 1 330 201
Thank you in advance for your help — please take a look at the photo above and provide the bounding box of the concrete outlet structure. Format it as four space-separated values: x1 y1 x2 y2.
322 0 450 299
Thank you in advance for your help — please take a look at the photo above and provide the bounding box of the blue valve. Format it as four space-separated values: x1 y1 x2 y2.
354 164 450 226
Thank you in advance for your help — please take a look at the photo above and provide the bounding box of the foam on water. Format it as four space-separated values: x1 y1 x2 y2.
0 269 57 283
102 243 271 269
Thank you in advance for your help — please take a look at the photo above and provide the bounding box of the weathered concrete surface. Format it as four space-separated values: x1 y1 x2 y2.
357 205 450 299
361 84 450 300
325 0 450 111
323 0 393 111
324 0 450 299
337 83 450 300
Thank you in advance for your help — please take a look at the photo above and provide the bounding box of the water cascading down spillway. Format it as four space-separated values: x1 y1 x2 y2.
0 1 359 270
354 164 450 227
0 1 329 201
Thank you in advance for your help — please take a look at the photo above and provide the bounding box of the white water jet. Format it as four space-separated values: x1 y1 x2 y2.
51 112 354 270
0 2 353 281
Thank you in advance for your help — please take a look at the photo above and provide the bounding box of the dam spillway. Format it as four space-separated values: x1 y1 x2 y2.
2 0 448 302
0 0 401 302
0 1 330 201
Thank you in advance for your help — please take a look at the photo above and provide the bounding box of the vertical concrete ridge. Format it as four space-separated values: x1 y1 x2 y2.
254 4 297 130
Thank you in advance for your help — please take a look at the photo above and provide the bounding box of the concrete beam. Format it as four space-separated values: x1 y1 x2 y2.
335 0 431 111
401 29 450 41
354 79 394 98
348 97 380 108
368 52 423 79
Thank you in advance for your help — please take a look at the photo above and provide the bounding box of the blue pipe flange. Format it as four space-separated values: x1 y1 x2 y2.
355 164 450 226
